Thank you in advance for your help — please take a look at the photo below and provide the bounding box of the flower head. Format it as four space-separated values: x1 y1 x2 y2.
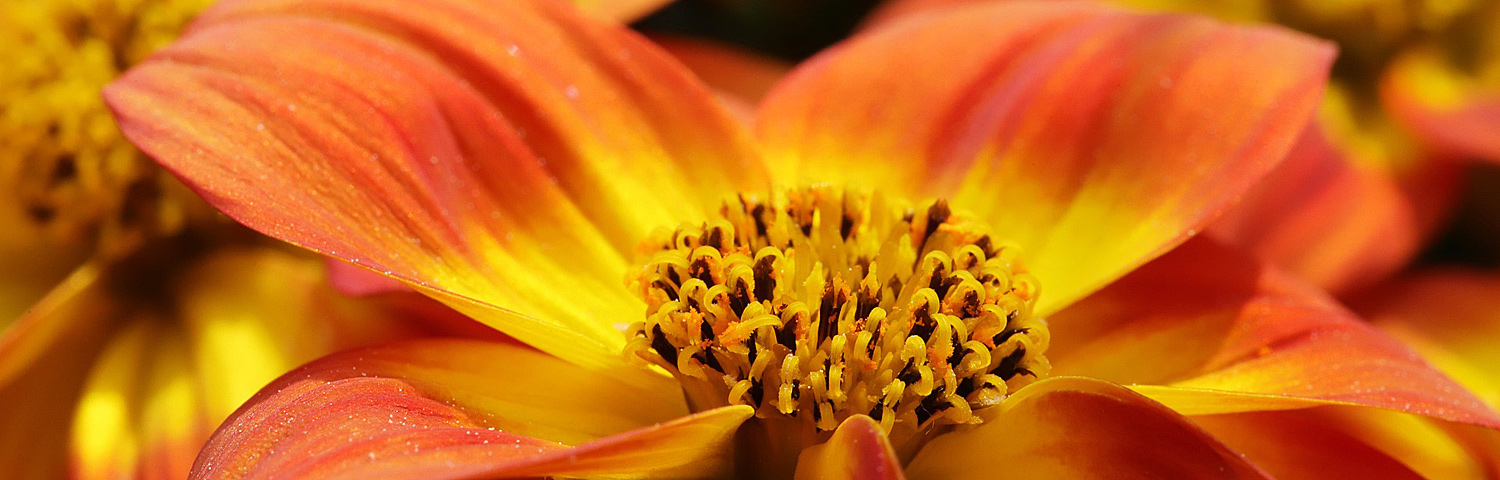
104 0 1500 477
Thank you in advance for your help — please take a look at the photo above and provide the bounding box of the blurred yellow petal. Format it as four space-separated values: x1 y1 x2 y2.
59 245 453 479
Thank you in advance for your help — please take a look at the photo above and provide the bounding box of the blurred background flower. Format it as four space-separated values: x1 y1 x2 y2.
0 1 518 478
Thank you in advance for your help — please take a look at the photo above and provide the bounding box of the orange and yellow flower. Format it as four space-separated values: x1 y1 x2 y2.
103 0 1500 477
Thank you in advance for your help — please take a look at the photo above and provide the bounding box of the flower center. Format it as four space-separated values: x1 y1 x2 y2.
624 186 1051 462
1 0 215 255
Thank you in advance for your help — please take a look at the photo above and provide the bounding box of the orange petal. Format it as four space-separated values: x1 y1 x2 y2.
194 340 749 479
325 257 412 297
757 2 1334 315
569 0 673 22
1190 409 1446 480
1049 238 1500 428
1208 125 1459 296
219 339 687 445
904 377 1270 479
0 276 113 480
1383 39 1500 162
863 0 1274 31
1354 269 1500 409
105 0 765 370
794 416 904 480
650 34 792 111
0 263 114 387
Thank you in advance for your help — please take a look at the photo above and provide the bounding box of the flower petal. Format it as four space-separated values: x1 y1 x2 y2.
69 246 454 480
0 280 112 480
1049 238 1500 428
105 0 766 370
757 2 1333 314
223 339 687 445
195 340 749 479
569 0 673 22
863 0 1273 30
1355 269 1500 409
1189 409 1454 480
1207 126 1458 296
1383 34 1500 162
793 415 904 480
0 234 87 326
0 264 114 387
177 247 466 419
903 377 1270 479
651 34 794 119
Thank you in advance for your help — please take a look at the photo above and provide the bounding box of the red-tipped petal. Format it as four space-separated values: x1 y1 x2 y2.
758 2 1333 315
1355 270 1500 409
794 416 904 480
1208 125 1458 296
1049 238 1500 428
106 0 765 370
194 340 748 479
904 377 1270 479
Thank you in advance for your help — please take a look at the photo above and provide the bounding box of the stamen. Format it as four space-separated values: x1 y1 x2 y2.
624 186 1051 448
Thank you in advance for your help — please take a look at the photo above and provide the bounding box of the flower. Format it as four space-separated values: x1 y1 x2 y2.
106 0 1500 477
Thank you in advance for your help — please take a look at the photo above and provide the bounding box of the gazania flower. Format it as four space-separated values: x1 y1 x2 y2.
107 0 1500 477
0 1 532 478
870 0 1494 297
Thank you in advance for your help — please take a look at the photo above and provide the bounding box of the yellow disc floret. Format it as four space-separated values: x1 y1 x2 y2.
0 0 216 255
625 186 1050 449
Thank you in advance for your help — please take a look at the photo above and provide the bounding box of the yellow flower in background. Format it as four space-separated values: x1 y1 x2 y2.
0 0 218 322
